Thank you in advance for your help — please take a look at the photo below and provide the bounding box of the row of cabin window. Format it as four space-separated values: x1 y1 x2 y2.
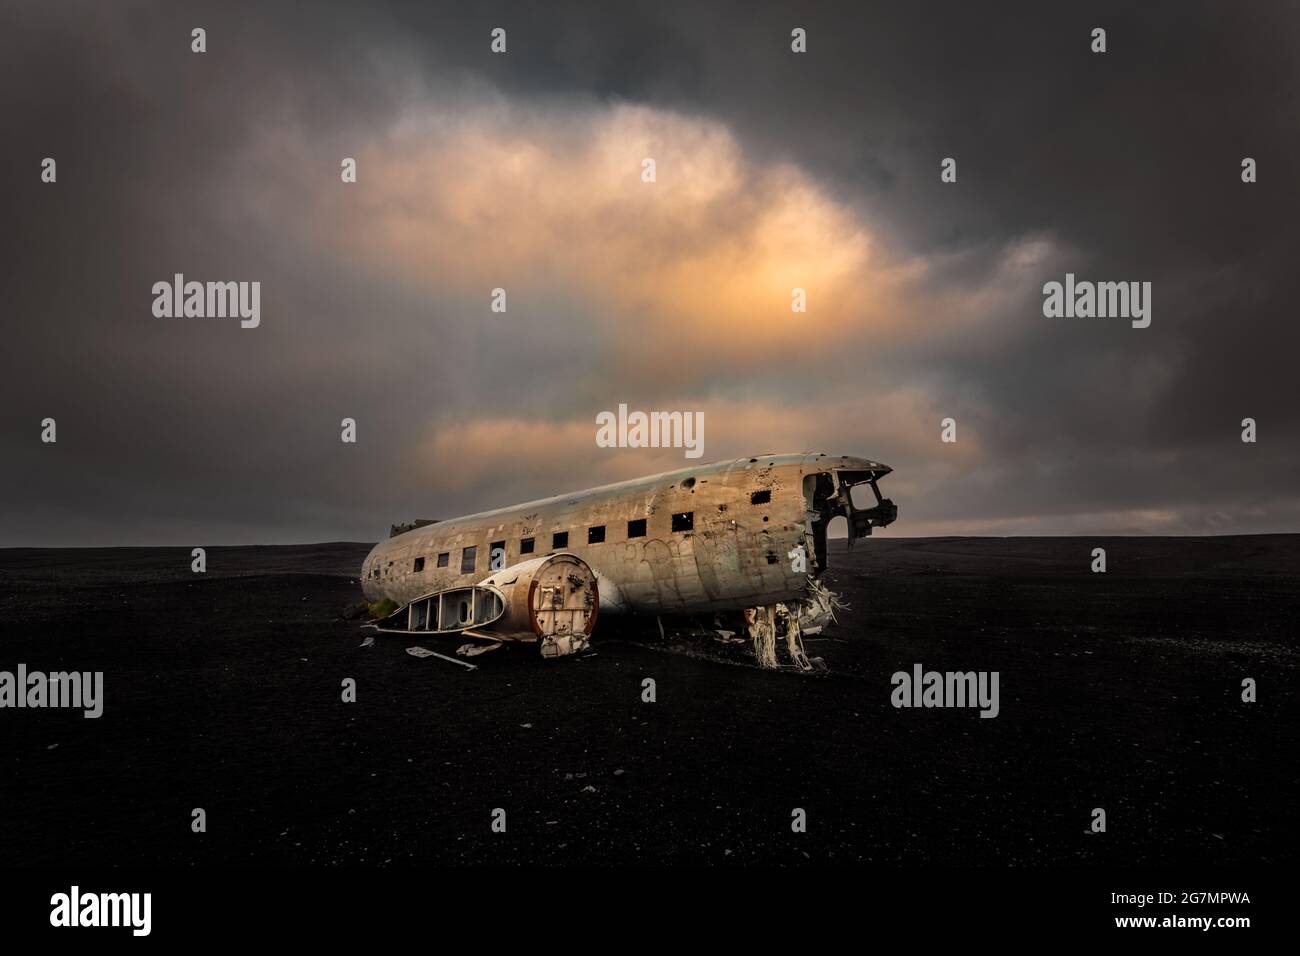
408 511 695 574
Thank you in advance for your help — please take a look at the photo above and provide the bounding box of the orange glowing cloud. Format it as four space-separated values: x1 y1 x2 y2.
283 98 930 365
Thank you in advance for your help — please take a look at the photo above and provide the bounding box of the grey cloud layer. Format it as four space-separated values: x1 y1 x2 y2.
2 0 1297 545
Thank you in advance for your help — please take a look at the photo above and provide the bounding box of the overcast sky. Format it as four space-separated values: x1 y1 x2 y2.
3 0 1298 546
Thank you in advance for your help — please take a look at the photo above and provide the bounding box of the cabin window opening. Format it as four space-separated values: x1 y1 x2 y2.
751 489 771 505
413 557 425 573
436 552 449 568
460 546 477 574
627 518 646 539
588 525 605 544
672 511 694 532
489 541 506 570
553 531 569 549
520 537 535 554
681 477 696 490
766 552 779 565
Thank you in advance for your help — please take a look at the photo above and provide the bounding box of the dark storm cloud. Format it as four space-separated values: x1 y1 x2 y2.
1 0 1297 545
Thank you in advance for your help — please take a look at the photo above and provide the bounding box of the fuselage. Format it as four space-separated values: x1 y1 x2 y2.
361 453 894 615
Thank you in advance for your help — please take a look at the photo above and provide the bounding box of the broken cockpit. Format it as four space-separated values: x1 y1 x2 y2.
803 460 897 574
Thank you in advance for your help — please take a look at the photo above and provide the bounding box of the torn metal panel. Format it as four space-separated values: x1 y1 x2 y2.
373 585 505 635
744 602 814 671
390 518 440 538
797 578 850 635
745 605 778 669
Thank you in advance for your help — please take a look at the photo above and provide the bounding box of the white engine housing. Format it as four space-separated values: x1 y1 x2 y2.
478 552 599 656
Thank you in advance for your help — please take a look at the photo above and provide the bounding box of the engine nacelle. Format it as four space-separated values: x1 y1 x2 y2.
478 552 599 657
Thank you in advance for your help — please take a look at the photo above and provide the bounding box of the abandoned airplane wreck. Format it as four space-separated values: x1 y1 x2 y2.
360 453 897 668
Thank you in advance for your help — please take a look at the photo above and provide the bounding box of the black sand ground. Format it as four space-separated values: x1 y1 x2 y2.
0 537 1296 866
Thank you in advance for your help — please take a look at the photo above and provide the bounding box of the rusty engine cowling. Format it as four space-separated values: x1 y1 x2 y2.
478 552 599 657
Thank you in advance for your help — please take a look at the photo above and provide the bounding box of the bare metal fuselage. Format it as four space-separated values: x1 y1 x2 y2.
361 453 896 618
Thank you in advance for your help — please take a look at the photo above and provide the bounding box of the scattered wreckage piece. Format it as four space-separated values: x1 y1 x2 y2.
456 641 503 658
405 646 478 670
